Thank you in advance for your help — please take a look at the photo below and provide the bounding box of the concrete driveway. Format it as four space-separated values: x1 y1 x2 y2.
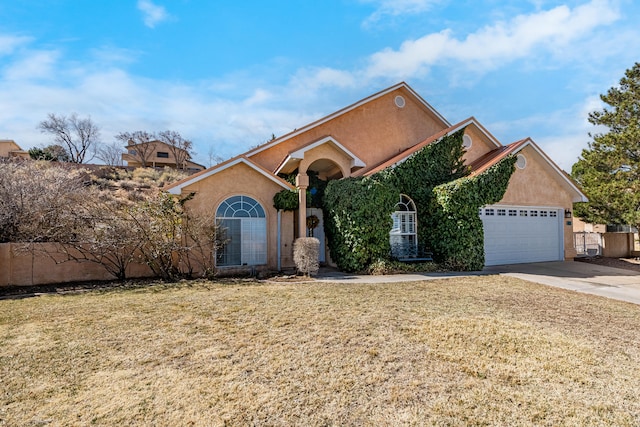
483 261 640 305
314 261 640 305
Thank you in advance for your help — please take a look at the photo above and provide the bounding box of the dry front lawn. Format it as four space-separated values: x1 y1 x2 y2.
1 276 640 426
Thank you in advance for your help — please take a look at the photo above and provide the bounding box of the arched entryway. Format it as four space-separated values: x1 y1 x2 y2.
297 159 345 264
274 136 366 265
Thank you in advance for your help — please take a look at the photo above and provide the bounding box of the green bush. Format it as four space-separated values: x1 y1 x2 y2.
273 189 299 211
323 177 397 272
366 258 441 275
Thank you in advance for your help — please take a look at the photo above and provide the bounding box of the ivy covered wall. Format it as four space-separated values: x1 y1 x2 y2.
323 177 397 272
429 157 516 270
374 129 470 256
276 128 517 272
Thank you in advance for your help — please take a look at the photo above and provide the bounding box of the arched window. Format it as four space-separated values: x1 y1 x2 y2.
390 194 417 259
216 195 267 266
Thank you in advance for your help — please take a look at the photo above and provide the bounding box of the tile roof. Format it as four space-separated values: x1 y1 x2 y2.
468 138 529 176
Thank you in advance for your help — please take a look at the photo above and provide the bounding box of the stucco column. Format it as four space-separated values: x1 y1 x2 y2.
296 173 309 238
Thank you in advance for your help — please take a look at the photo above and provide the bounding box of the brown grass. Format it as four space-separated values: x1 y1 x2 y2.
1 276 640 426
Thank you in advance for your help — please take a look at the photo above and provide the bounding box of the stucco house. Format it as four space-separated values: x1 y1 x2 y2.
122 139 205 172
165 82 587 272
0 140 29 160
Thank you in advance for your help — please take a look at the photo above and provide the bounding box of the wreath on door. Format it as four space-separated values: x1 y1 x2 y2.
306 215 320 237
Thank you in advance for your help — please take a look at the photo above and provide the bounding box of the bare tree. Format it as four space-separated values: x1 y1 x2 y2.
53 193 143 280
115 131 157 167
38 113 100 163
207 146 223 167
96 142 124 166
157 130 193 170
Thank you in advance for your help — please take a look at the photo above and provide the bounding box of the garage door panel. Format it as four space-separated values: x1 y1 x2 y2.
481 206 562 266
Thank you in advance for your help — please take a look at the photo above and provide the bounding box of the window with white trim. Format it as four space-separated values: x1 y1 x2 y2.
390 194 417 259
216 195 267 266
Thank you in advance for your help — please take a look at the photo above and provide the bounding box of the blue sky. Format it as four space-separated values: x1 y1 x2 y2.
1 0 638 171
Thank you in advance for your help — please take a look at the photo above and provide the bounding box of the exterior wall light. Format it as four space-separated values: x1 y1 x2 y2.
564 209 572 219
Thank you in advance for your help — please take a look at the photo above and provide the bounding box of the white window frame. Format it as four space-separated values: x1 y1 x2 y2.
390 194 418 259
216 195 267 266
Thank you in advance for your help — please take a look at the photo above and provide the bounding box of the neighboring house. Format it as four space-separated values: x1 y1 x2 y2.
122 140 205 172
0 140 29 160
165 82 587 272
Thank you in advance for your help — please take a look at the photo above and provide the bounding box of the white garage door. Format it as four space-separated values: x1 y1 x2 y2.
480 205 563 266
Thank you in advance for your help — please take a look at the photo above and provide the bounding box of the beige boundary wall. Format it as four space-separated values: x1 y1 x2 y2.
601 233 636 258
0 243 155 287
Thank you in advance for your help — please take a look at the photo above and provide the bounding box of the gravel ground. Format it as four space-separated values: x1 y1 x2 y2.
574 256 640 272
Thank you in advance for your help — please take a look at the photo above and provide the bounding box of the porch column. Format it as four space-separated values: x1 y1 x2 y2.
296 173 309 238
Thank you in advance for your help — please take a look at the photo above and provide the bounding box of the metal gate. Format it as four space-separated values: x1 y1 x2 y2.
574 232 602 256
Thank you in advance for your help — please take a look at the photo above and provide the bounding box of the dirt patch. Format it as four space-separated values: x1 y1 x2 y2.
575 256 640 272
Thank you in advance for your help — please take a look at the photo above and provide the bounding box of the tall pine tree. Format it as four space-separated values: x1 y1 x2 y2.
572 63 640 229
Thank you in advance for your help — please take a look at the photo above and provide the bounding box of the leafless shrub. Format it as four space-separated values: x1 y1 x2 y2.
0 161 91 243
0 161 218 281
293 237 320 276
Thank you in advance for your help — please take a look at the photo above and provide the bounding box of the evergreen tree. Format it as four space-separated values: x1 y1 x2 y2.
572 63 640 229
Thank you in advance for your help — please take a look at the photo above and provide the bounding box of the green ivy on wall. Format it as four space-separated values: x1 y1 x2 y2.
280 127 516 272
323 177 397 272
429 156 516 270
374 129 470 255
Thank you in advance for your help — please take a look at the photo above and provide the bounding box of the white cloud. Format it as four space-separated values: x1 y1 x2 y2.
291 67 356 92
366 0 620 80
89 46 139 66
3 50 60 81
0 0 633 167
0 34 31 55
0 44 316 161
137 0 170 28
361 0 441 25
